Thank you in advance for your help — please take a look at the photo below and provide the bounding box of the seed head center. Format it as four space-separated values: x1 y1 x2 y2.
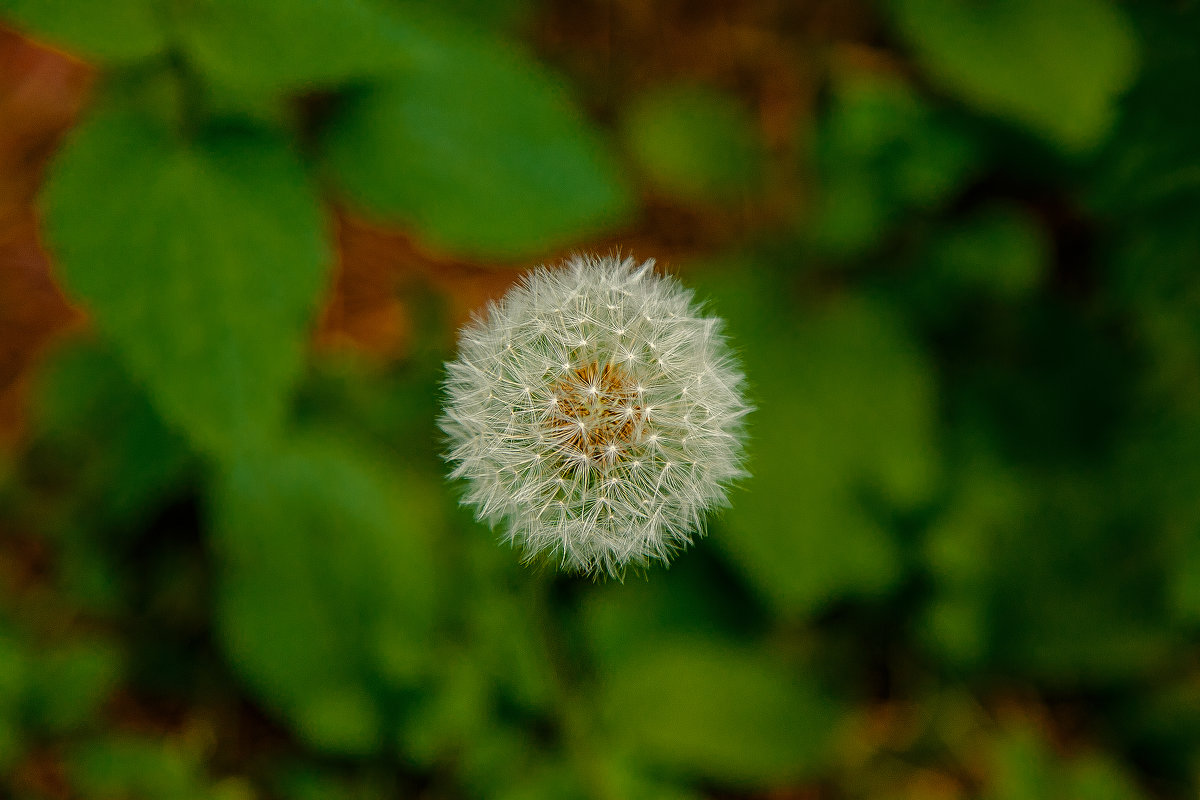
550 361 643 466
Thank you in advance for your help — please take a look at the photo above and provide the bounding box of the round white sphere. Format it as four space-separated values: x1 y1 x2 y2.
440 254 750 577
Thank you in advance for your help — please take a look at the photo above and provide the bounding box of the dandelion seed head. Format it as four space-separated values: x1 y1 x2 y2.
440 254 750 577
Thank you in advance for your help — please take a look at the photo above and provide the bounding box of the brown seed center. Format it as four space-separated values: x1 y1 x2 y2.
549 361 643 465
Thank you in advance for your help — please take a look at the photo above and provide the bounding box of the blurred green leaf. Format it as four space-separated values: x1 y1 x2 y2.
24 641 123 734
923 453 1177 683
1088 5 1200 214
399 651 490 766
809 71 977 256
924 205 1046 298
1065 757 1148 800
622 84 763 204
274 768 395 800
581 555 755 670
890 0 1139 151
919 455 1023 669
466 590 556 712
984 725 1059 800
0 0 166 62
1103 387 1200 628
1087 6 1200 465
1117 676 1200 790
324 17 632 259
32 341 190 532
710 274 939 614
295 686 383 756
603 764 702 800
43 109 331 457
984 723 1146 800
601 638 836 786
69 738 205 800
407 0 533 31
212 434 440 755
492 761 590 800
0 630 30 770
177 0 409 95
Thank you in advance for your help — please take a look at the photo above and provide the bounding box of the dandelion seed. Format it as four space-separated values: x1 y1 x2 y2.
440 253 750 577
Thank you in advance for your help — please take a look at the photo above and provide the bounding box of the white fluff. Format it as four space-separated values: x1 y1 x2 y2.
440 254 750 577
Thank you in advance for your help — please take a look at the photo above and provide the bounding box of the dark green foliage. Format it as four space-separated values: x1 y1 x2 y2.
213 435 440 755
600 640 836 785
1 0 1198 798
890 0 1139 151
175 0 410 95
324 17 632 258
622 84 764 204
712 279 939 614
43 109 331 457
0 0 166 62
806 69 979 256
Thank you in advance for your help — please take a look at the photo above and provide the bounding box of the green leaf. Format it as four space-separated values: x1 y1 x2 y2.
710 278 940 614
295 687 383 756
33 341 191 532
399 653 490 766
923 453 1177 683
622 84 763 204
25 641 123 734
918 456 1026 669
466 591 556 712
69 738 204 800
212 434 440 755
1088 5 1200 214
0 0 167 63
601 639 836 786
274 768 393 800
177 0 410 95
324 17 632 259
406 0 533 32
924 205 1046 298
42 109 331 456
581 556 754 671
890 0 1139 151
1116 677 1200 789
0 631 30 770
492 762 591 800
1065 757 1148 800
808 70 978 256
983 724 1147 800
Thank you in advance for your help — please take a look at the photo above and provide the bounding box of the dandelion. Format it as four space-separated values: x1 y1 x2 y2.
440 254 750 577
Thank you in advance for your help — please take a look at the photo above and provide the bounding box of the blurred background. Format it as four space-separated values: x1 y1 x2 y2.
1 0 1198 798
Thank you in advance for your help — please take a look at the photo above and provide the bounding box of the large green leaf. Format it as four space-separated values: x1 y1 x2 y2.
601 639 836 786
42 109 331 456
0 0 166 63
983 724 1147 800
622 84 763 204
177 0 411 95
0 630 30 770
68 738 208 800
707 271 940 614
890 0 1139 151
212 435 440 755
923 205 1046 298
921 450 1178 683
32 341 191 533
808 70 978 257
1088 5 1200 214
324 18 632 259
24 641 123 734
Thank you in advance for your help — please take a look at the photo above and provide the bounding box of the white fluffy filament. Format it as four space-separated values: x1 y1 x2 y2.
440 254 750 577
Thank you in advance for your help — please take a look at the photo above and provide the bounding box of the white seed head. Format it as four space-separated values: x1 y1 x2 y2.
440 254 750 577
